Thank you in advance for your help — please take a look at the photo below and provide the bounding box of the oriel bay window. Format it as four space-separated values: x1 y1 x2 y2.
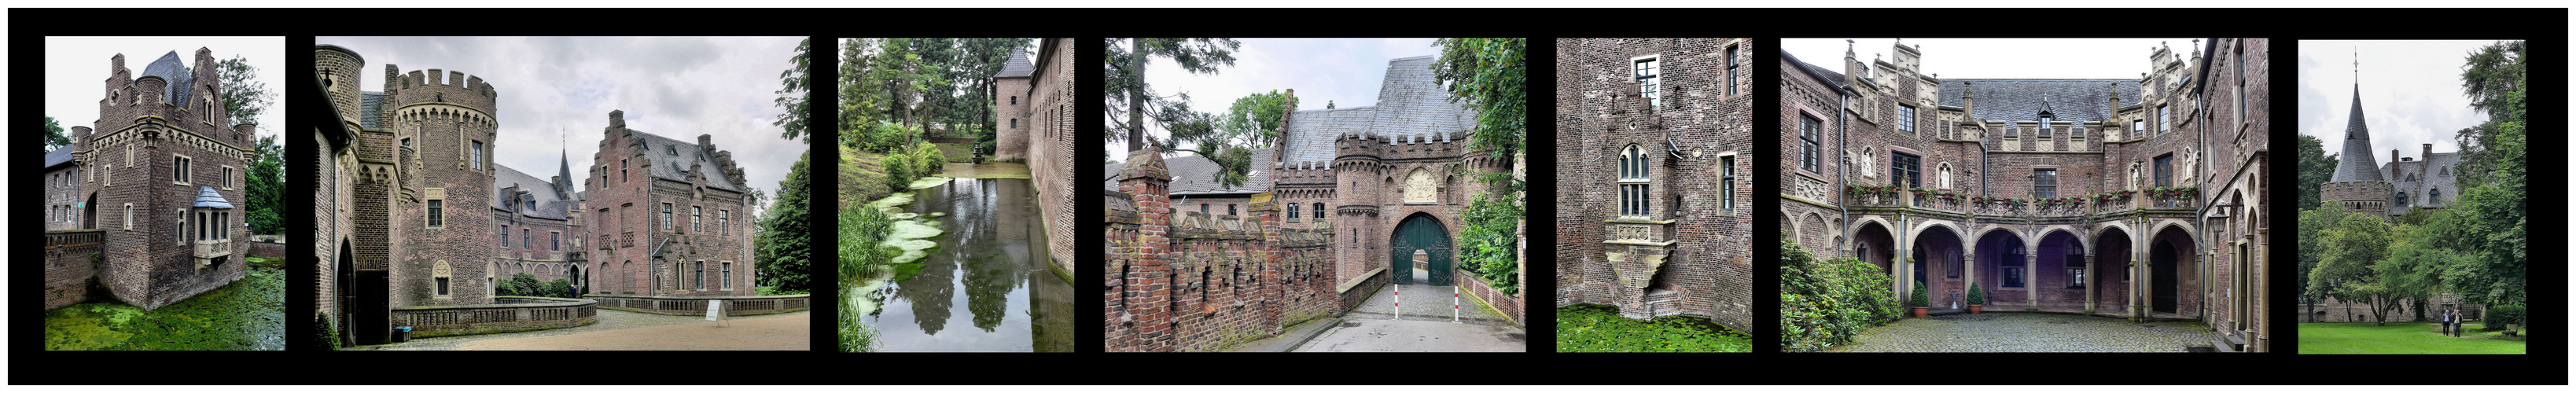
1619 145 1650 217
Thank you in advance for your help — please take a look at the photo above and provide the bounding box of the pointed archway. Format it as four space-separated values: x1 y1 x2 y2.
1390 213 1452 285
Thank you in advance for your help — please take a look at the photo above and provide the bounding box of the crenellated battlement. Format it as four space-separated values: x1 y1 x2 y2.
383 65 500 116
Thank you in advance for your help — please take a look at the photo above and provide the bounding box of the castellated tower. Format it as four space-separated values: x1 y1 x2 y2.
1331 132 1385 285
383 62 502 307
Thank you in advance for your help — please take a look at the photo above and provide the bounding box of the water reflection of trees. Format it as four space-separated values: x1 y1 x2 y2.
896 185 956 336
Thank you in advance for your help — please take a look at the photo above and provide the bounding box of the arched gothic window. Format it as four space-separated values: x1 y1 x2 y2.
1619 145 1650 217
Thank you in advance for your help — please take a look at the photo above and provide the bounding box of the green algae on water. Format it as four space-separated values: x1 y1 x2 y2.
906 176 951 190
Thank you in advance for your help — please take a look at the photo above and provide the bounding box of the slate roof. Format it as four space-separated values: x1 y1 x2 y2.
1101 148 1275 196
492 163 572 219
995 48 1035 79
359 91 386 129
192 186 233 209
1783 50 1846 89
2386 152 2461 214
45 146 75 168
1277 55 1476 165
627 128 744 193
2331 86 2386 182
1935 79 2139 123
139 51 195 108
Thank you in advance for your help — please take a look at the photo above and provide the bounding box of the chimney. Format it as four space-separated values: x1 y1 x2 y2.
2423 144 2433 164
1962 82 1975 119
1279 89 1296 156
698 134 712 152
609 110 625 128
2391 149 2401 167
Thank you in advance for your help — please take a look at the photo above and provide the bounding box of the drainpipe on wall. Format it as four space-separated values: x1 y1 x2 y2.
1836 89 1851 259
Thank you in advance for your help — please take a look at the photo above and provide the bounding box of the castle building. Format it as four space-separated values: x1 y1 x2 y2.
1780 39 2269 351
1105 53 1521 351
2305 58 2475 323
315 44 761 345
1555 38 1757 331
44 48 256 311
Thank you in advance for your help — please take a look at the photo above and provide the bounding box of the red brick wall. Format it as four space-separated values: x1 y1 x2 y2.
386 64 499 307
1028 38 1078 281
1558 38 1755 330
583 114 755 298
993 75 1031 162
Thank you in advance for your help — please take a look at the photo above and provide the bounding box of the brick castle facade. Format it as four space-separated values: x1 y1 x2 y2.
1780 39 2270 351
46 48 256 311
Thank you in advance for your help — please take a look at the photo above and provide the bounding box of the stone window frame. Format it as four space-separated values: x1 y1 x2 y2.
1312 203 1325 222
2157 105 2170 134
175 208 186 245
661 203 674 232
2066 266 2087 288
500 224 510 247
124 204 134 230
1889 150 1923 189
522 228 532 251
2233 42 2247 134
2033 167 2059 198
1631 54 1661 110
1725 43 1741 97
719 209 730 235
1617 144 1651 217
692 206 703 233
1718 152 1738 215
1897 104 1918 134
2154 153 2174 188
1798 112 1824 174
694 261 707 290
721 262 734 291
427 196 446 228
172 154 193 185
223 165 237 190
1286 203 1301 222
621 159 630 183
2003 266 2026 288
432 260 454 298
471 140 485 171
551 231 561 252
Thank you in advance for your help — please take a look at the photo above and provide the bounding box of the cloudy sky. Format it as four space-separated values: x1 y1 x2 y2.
1783 39 2203 79
1105 38 1441 160
45 36 286 150
2295 40 2494 165
316 36 807 210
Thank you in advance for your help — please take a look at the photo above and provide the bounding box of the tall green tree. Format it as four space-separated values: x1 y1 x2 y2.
774 39 812 144
2293 134 2335 211
1326 100 1335 109
2310 213 2402 325
2295 207 2349 321
2441 40 2528 308
245 134 284 233
216 55 275 130
1104 38 1241 153
43 116 68 152
1158 90 1289 189
755 151 814 293
1431 38 1528 185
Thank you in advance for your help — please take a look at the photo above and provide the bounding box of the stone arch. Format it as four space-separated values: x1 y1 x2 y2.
2146 219 2199 241
1905 219 1964 244
2092 221 2136 244
1974 226 2031 253
1796 211 1833 252
1846 215 1897 249
431 259 454 297
1389 212 1454 285
2033 225 2084 244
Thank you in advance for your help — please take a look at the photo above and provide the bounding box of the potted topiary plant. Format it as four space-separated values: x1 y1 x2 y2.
1909 281 1931 318
1967 285 1986 314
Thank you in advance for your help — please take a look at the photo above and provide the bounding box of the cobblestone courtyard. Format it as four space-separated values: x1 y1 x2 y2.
348 309 810 351
1828 312 2218 352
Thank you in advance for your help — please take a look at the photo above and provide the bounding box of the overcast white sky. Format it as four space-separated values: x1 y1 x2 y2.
45 36 286 152
2296 40 2495 165
1783 39 2203 79
1105 38 1441 160
315 36 806 209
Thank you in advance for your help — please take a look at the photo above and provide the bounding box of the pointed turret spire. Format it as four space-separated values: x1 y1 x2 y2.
2331 50 2385 182
557 127 576 195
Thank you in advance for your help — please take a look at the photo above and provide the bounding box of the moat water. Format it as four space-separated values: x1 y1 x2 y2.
848 178 1073 352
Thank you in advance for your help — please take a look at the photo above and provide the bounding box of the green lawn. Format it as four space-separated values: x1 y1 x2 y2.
2298 322 2526 354
1555 303 1750 352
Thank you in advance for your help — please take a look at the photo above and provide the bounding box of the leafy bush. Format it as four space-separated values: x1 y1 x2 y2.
2484 304 2525 330
1556 303 1750 352
1909 281 1930 308
1967 285 1985 305
852 122 918 153
1779 232 1900 352
1457 192 1522 294
880 141 950 192
542 279 572 298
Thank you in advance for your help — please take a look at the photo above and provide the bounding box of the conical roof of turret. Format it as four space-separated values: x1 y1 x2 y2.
2331 85 2384 182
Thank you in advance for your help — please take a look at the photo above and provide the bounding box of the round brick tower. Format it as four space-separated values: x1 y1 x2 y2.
1331 133 1386 286
313 46 366 125
385 64 501 307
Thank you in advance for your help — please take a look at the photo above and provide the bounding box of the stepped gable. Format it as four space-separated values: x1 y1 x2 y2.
1935 79 2139 122
625 128 744 193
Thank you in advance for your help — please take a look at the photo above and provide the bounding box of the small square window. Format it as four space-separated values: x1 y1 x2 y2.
2004 267 2026 288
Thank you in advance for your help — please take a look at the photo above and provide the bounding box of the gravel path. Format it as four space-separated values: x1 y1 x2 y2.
350 309 810 351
